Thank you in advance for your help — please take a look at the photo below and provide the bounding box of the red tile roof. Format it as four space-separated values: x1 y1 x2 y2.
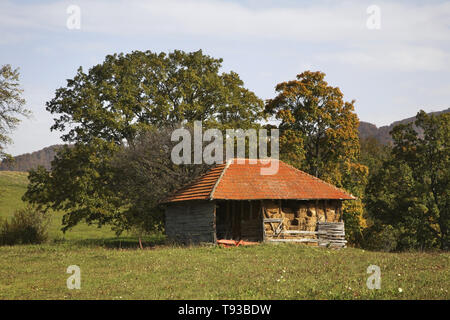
164 159 355 203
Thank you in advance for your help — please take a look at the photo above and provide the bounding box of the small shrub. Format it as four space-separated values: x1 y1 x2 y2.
0 206 50 245
362 223 399 252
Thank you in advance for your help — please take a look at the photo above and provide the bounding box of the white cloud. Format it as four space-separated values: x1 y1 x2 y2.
1 1 449 42
317 45 450 72
1 0 448 73
418 83 450 97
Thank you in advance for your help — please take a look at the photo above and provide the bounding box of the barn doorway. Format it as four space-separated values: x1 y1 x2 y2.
215 200 263 242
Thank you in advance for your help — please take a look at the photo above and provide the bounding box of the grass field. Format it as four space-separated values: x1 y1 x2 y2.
0 171 449 300
0 171 118 241
0 243 448 299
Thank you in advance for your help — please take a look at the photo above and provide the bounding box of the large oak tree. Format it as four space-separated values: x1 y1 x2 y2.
24 50 264 234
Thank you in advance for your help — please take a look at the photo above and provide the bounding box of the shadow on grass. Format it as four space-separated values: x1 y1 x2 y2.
55 234 167 249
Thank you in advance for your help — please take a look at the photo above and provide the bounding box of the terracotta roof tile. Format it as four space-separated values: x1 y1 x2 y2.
163 163 226 202
164 159 355 203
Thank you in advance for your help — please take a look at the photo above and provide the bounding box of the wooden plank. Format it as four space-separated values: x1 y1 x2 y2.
213 201 217 244
264 218 283 223
274 220 284 236
268 238 320 243
317 221 347 248
281 230 318 235
260 200 266 241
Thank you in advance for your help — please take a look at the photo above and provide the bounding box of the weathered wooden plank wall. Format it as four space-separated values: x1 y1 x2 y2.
317 222 346 248
165 199 346 246
266 222 347 248
165 201 216 244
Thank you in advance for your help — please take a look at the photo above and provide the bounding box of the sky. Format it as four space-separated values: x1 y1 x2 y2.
1 0 449 156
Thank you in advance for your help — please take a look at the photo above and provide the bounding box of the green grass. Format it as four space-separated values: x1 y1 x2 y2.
0 171 28 218
0 171 448 300
0 171 118 241
0 243 448 299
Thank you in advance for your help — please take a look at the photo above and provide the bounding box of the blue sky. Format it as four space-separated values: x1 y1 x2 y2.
1 0 449 155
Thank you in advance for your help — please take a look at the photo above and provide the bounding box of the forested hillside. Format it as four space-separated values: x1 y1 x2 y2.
0 145 63 171
358 108 449 144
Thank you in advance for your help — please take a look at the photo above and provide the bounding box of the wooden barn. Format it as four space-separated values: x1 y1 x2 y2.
162 159 355 247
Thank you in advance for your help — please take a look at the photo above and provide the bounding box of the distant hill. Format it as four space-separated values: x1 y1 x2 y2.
0 145 64 171
358 108 450 145
1 108 448 171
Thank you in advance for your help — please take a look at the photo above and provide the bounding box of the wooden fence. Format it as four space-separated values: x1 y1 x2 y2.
266 221 347 248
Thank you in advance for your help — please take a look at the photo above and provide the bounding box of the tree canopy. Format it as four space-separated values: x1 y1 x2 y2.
266 71 368 243
24 50 264 234
265 71 361 180
366 111 449 250
0 64 30 159
47 49 264 146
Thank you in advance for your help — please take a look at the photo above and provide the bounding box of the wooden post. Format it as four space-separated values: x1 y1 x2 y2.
232 201 235 239
213 201 217 244
278 199 283 232
260 200 266 242
226 201 230 239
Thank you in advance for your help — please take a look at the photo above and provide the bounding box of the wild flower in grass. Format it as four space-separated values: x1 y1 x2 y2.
398 288 403 293
276 274 286 283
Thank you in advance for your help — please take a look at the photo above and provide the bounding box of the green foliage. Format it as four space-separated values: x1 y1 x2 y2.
360 137 391 177
366 111 449 250
0 206 50 245
278 128 305 169
0 64 30 159
47 49 264 145
109 126 211 235
362 223 399 252
24 140 125 234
